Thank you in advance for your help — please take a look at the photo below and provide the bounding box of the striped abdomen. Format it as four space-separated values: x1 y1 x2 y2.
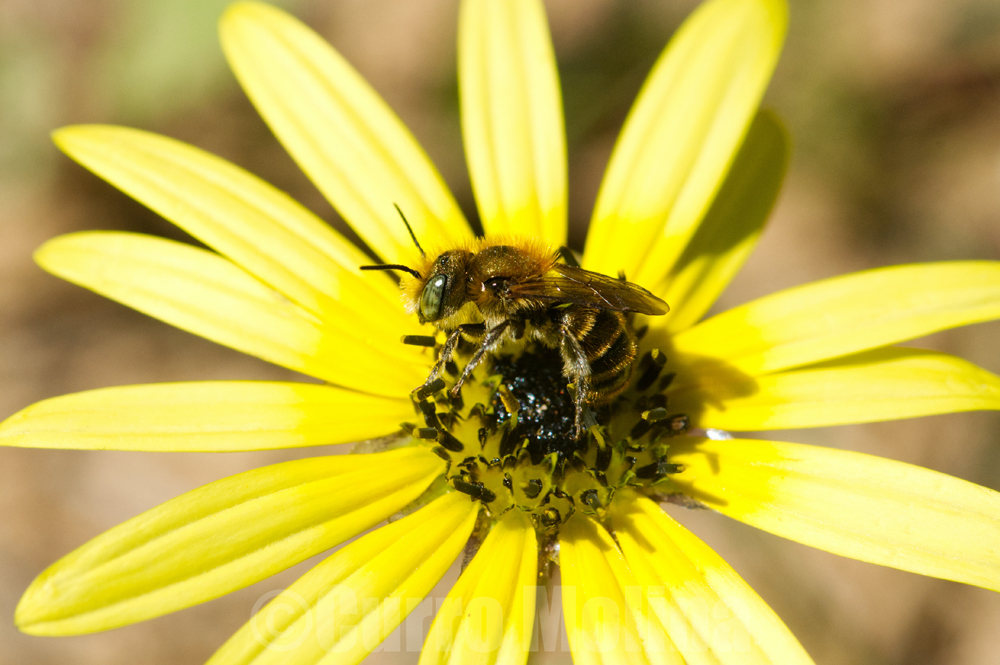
575 308 637 404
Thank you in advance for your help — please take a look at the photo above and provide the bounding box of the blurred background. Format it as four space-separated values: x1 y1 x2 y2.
3 0 1000 663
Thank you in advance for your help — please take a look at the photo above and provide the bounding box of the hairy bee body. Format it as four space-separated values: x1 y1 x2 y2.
365 236 668 437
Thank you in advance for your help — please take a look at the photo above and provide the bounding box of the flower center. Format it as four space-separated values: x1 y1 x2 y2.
408 334 688 532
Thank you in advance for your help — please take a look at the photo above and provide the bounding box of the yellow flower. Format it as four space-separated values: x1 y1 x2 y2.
4 0 1000 663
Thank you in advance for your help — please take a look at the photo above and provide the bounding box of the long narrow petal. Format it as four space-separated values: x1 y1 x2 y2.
459 0 567 244
15 446 445 635
208 491 478 665
669 438 1000 592
650 110 788 333
559 514 684 665
52 125 408 327
672 261 1000 375
220 1 471 261
0 381 413 451
583 0 786 282
611 490 814 665
35 232 428 395
420 511 536 665
671 347 1000 431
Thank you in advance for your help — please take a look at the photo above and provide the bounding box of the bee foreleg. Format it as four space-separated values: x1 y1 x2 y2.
559 331 591 438
450 320 510 396
421 323 486 389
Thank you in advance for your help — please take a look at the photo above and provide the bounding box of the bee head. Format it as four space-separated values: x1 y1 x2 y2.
416 250 472 324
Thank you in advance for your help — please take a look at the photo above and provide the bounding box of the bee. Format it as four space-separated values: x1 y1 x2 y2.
361 209 668 437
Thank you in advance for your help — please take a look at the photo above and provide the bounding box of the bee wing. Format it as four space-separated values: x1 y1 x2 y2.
509 264 669 315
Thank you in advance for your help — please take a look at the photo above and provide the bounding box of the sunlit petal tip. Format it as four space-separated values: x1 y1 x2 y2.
610 490 815 664
14 446 446 636
208 491 478 665
670 437 1000 593
0 381 415 452
674 261 1000 374
584 0 788 282
220 0 471 261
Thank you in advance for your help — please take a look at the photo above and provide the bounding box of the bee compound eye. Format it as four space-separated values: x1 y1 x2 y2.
420 274 448 322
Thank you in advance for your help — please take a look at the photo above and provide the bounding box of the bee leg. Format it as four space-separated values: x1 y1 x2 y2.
450 321 510 396
559 332 591 438
421 323 486 389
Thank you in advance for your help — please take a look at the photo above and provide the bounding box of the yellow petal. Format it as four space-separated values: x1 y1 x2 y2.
611 490 814 665
673 347 1000 431
0 381 413 451
559 514 684 665
670 437 1000 592
672 261 1000 375
208 491 478 665
651 110 788 333
583 0 786 282
15 446 445 635
52 124 409 329
420 511 536 665
35 231 428 395
220 1 471 261
459 0 567 244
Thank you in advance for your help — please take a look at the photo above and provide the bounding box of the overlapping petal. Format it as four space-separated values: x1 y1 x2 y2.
459 0 567 244
559 514 683 665
35 232 428 395
52 125 409 329
672 261 1000 375
15 447 445 635
670 438 1000 592
208 491 478 665
583 0 786 284
420 511 536 665
220 1 471 262
671 347 1000 431
0 381 413 451
611 490 813 665
651 110 787 333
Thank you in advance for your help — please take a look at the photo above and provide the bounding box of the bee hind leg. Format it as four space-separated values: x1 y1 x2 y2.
559 332 592 439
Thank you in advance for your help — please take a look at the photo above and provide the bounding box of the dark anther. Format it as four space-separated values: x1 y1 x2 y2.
444 359 459 376
401 335 436 347
523 479 543 499
540 507 561 527
641 407 668 422
449 390 464 411
623 456 637 470
658 372 676 392
635 458 680 479
594 470 609 487
503 474 513 491
636 349 668 391
415 378 446 399
414 427 438 440
667 414 690 434
430 446 450 461
437 430 465 452
418 400 439 428
581 489 603 512
647 393 668 410
478 428 488 447
630 419 652 439
595 444 612 472
498 428 519 458
453 479 493 502
634 324 649 340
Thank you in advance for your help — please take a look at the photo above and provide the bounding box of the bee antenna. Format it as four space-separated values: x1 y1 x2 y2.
394 203 425 258
360 263 423 280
